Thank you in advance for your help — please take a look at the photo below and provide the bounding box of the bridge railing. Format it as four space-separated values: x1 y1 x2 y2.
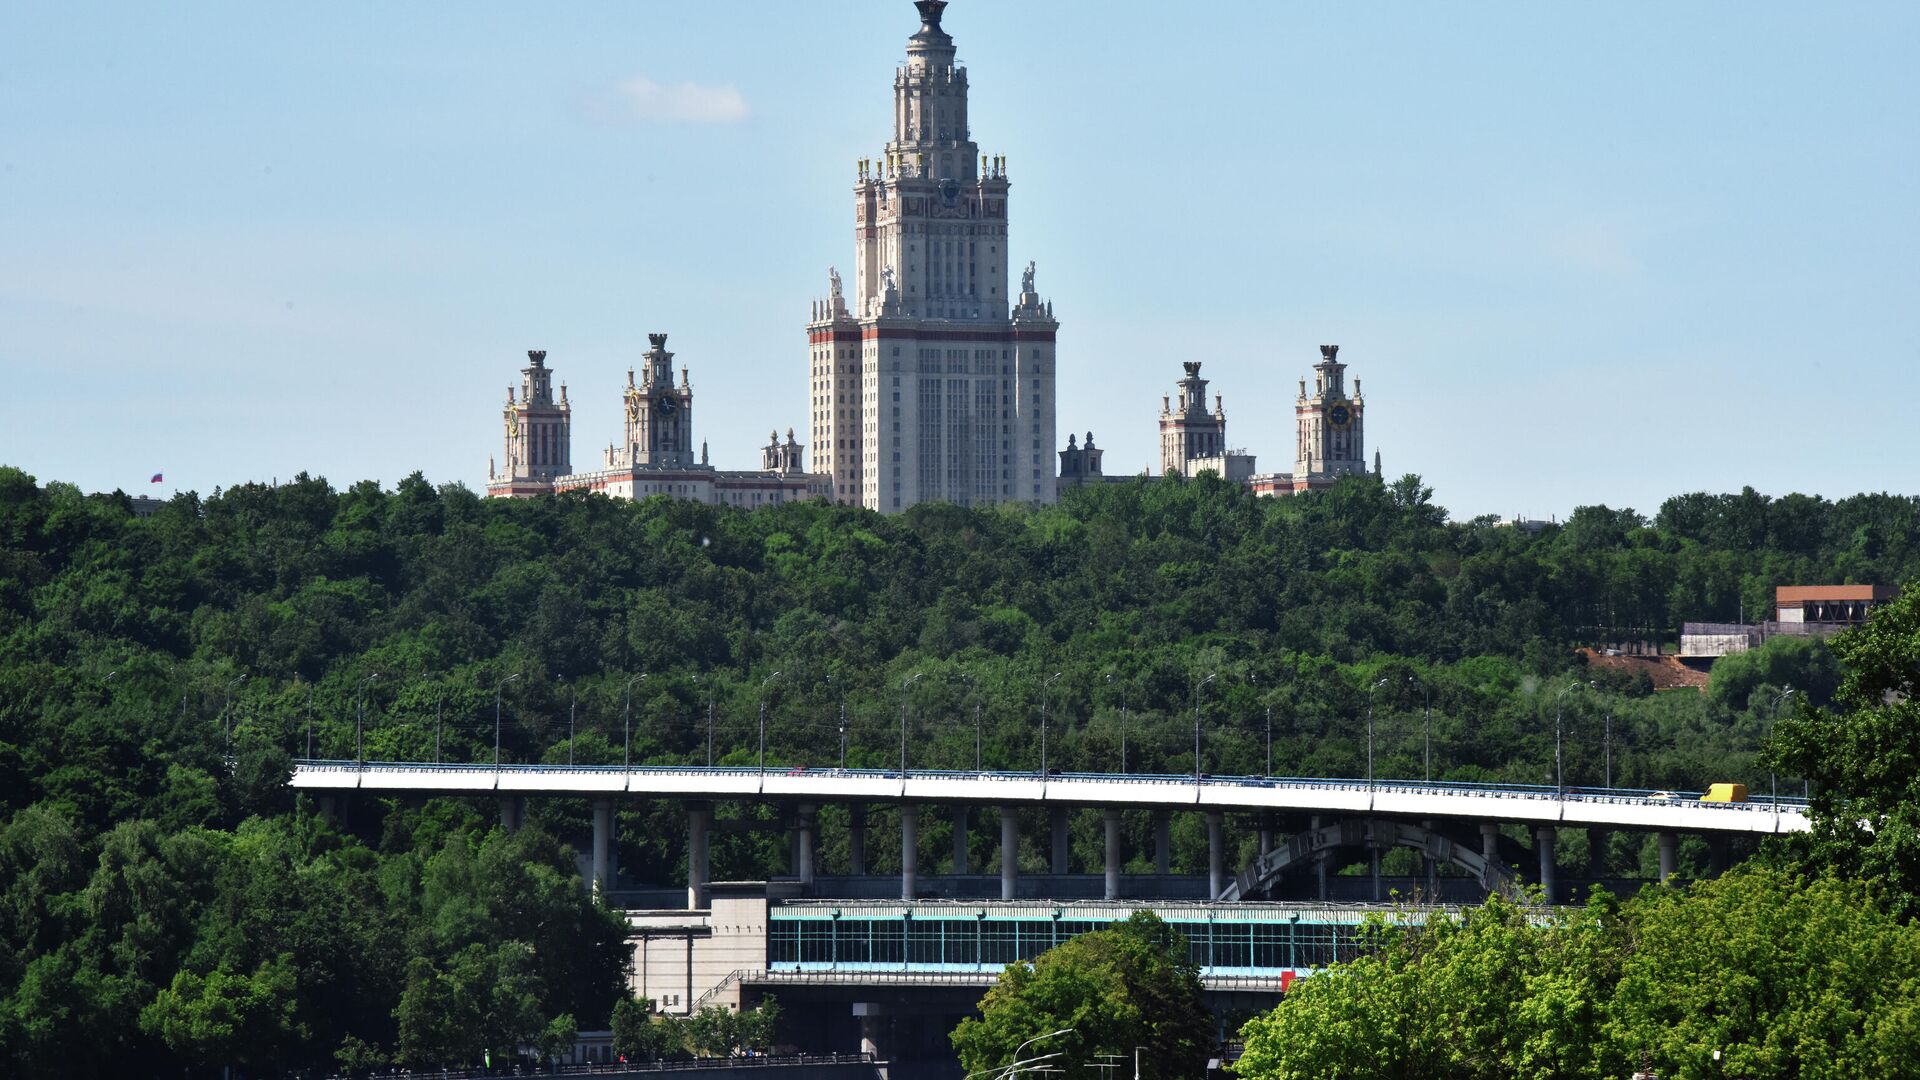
317 1051 879 1080
292 759 1809 812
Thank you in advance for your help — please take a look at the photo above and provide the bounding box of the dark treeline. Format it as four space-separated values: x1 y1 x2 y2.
2 465 1913 1076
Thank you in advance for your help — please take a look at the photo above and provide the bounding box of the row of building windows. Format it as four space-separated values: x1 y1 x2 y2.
767 918 1369 972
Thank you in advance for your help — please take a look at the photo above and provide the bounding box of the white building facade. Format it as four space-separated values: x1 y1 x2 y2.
807 0 1058 512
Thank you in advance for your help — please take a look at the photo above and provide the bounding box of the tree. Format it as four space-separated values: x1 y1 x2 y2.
611 995 678 1062
1768 585 1920 915
682 1005 739 1058
139 956 309 1072
1234 893 1622 1080
738 994 782 1053
951 912 1209 1080
1605 868 1920 1079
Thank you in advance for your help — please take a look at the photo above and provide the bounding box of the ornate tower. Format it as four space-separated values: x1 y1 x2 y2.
807 0 1057 511
624 333 695 469
496 349 570 491
1294 345 1367 490
762 429 807 474
1159 362 1227 477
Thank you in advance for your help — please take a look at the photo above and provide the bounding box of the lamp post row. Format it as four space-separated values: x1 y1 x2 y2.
181 667 1770 794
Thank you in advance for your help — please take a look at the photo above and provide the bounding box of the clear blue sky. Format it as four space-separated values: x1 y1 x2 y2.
3 1 1915 520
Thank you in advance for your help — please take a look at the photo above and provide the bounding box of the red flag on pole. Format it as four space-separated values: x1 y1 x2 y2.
150 473 164 483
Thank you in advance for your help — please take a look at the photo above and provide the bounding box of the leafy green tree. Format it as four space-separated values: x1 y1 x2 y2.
611 994 678 1062
1769 586 1920 915
138 955 308 1071
952 912 1209 1080
738 994 782 1053
538 1013 579 1066
682 1005 739 1058
1604 869 1920 1079
1235 893 1622 1080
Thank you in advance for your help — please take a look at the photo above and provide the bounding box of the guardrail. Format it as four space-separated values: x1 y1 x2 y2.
317 1051 876 1080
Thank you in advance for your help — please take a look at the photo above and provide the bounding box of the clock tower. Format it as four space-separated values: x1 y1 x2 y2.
625 333 695 468
1294 344 1367 491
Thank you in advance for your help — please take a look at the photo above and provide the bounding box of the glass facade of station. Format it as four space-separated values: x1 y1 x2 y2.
767 901 1432 977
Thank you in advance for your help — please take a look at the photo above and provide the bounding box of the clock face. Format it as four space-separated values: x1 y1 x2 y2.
1328 403 1352 428
656 394 678 416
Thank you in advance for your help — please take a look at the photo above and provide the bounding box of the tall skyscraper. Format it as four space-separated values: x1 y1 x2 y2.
806 0 1058 512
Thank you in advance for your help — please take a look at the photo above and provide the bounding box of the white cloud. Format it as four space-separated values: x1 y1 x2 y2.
610 76 748 124
1546 220 1641 276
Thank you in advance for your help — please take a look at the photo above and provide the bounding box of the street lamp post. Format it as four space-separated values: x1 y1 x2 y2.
1407 675 1431 782
493 673 521 768
701 677 717 767
1039 672 1063 775
623 674 647 770
1603 706 1613 789
1769 687 1797 815
356 673 379 766
1366 677 1390 788
566 679 578 766
1107 673 1130 775
305 685 315 760
1193 673 1216 783
759 671 784 779
1554 681 1591 797
960 673 983 773
899 672 924 776
1002 1029 1074 1080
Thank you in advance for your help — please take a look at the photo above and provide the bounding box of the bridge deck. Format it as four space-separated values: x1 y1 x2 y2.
291 761 1807 835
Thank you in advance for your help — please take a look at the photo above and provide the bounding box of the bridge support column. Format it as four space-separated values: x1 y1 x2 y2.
317 794 338 825
499 796 524 832
952 806 970 874
1535 826 1557 904
795 803 816 886
1153 812 1171 875
1658 832 1677 884
1206 812 1225 899
686 803 711 910
1421 818 1436 893
591 799 614 898
1707 835 1729 877
1049 808 1070 875
1369 847 1383 903
1587 828 1611 881
1258 818 1273 859
1103 809 1122 900
900 807 919 901
1312 815 1328 900
1000 808 1019 901
1480 822 1500 866
849 805 867 876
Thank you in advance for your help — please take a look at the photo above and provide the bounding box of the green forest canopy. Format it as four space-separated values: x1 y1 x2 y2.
3 464 1914 1076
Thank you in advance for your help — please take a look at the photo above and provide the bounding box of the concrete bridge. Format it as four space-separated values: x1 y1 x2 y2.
292 760 1803 905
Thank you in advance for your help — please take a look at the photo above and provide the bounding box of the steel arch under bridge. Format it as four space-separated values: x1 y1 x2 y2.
1219 817 1518 901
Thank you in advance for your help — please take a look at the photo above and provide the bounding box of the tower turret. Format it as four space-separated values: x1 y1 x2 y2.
496 349 570 490
1294 344 1368 490
624 333 696 468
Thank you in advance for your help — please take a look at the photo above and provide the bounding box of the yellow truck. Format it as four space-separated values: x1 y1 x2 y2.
1700 783 1749 803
